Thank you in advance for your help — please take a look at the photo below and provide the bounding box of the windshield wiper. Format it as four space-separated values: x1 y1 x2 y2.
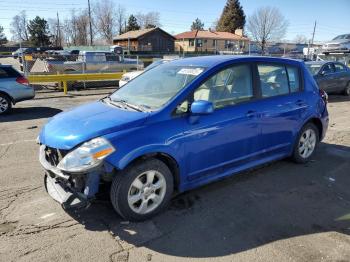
102 97 128 109
112 99 145 112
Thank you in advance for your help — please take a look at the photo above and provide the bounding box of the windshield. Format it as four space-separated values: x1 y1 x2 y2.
333 34 350 40
110 64 205 110
306 64 322 75
144 60 165 71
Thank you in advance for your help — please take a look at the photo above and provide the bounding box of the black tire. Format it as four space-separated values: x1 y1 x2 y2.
291 122 319 163
344 84 350 96
110 158 174 221
0 93 12 115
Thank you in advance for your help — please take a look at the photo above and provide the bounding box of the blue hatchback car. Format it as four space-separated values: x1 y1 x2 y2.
38 56 329 221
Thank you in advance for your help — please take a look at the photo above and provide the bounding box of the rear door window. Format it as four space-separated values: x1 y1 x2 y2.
0 67 21 78
258 64 289 97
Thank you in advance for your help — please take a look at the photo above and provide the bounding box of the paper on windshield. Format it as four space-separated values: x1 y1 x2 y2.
177 68 203 76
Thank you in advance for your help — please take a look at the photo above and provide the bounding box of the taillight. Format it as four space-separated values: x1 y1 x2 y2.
16 76 29 86
319 89 328 104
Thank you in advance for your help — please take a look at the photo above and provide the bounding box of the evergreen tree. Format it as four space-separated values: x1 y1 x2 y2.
191 18 204 31
126 15 140 31
0 25 8 46
27 16 51 46
216 0 245 33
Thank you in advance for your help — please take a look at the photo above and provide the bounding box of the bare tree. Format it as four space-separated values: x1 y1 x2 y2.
75 9 90 45
62 10 78 46
294 34 308 44
10 11 29 42
115 5 126 35
136 12 161 29
246 6 288 54
94 0 117 44
62 9 92 46
48 17 63 47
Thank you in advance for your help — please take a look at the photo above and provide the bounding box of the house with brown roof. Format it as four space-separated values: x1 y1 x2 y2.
113 27 175 53
174 29 250 53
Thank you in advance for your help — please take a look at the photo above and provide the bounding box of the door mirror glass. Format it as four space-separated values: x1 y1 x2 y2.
190 100 214 115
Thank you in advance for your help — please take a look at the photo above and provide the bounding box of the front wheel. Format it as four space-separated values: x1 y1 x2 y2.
110 158 174 221
292 123 319 163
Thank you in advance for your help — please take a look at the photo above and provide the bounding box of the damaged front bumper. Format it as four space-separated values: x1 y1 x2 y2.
39 145 103 210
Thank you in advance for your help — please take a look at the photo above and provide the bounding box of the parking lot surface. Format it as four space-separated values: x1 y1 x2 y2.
0 88 350 262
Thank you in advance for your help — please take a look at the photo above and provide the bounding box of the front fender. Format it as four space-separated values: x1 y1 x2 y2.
106 144 181 171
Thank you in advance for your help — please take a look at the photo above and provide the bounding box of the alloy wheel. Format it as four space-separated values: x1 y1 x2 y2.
298 129 317 159
0 97 9 113
127 170 166 214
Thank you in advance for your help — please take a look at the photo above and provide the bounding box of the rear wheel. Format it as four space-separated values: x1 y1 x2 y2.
0 93 11 115
292 123 319 163
344 84 350 96
110 158 174 221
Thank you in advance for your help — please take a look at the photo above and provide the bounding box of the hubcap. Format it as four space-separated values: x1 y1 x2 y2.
0 97 9 113
298 129 316 159
128 170 166 214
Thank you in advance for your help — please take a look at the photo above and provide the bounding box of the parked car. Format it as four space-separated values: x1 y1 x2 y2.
305 61 350 95
38 56 328 221
0 64 35 114
119 59 175 87
45 51 143 73
11 47 37 59
322 34 350 54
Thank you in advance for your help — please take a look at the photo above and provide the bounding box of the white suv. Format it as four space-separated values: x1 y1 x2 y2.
322 34 350 54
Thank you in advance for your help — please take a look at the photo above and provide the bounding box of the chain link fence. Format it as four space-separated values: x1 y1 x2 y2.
19 51 146 90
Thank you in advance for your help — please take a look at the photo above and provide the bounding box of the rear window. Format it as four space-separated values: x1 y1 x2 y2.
334 63 347 72
0 67 21 78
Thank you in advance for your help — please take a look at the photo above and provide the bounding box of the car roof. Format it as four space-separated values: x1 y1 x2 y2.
80 51 112 54
0 64 12 67
305 61 333 66
169 55 303 68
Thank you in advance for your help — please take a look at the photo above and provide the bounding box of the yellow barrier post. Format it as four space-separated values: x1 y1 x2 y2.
63 81 68 95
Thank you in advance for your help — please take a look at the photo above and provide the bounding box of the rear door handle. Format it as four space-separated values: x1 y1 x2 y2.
246 110 258 118
295 100 306 106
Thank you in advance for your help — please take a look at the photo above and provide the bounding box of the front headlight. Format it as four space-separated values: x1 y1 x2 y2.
57 137 115 173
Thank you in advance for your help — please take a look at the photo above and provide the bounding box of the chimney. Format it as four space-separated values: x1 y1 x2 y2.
234 29 243 36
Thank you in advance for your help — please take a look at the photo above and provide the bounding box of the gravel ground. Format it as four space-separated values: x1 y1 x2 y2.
0 88 350 262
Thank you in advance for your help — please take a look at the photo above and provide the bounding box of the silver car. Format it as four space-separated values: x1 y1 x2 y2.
0 65 35 114
322 34 350 54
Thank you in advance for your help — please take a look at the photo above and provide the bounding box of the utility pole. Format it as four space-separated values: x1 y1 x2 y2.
307 21 317 59
87 0 93 46
56 12 61 47
311 20 317 46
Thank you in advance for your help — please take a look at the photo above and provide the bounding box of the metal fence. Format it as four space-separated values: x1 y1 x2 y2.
19 52 146 92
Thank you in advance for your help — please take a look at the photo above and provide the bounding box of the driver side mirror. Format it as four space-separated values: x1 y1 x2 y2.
190 100 214 115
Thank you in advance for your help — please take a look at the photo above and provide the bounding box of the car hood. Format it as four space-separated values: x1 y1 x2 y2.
39 101 149 150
